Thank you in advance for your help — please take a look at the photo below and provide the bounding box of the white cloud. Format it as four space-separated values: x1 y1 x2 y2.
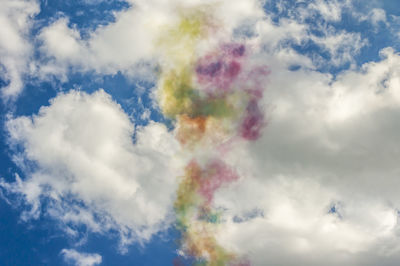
36 0 265 81
32 0 379 84
254 0 371 68
1 89 181 248
308 0 351 22
312 29 367 67
0 0 39 98
351 5 387 28
61 249 102 266
327 48 400 122
210 47 400 265
368 8 387 26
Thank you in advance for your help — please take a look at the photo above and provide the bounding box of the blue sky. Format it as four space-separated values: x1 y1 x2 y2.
1 0 400 265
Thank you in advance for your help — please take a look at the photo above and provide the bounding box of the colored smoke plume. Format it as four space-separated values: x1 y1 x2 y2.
155 6 269 265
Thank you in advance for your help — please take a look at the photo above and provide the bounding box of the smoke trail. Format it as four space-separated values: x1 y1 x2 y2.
156 6 269 265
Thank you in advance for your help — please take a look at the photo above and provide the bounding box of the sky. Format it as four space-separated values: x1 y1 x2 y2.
1 0 400 265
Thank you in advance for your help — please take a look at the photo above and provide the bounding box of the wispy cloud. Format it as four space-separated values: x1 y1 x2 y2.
0 0 39 99
61 249 102 266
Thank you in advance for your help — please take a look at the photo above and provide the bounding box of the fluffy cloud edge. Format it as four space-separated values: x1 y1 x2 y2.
0 0 39 99
1 89 181 249
61 249 102 266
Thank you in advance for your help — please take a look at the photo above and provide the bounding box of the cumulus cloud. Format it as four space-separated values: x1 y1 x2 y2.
1 89 180 247
37 0 265 81
0 0 387 98
211 47 400 265
61 249 102 266
0 0 39 98
32 0 381 84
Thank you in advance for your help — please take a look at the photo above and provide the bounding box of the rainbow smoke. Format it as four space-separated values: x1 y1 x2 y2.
156 6 269 266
